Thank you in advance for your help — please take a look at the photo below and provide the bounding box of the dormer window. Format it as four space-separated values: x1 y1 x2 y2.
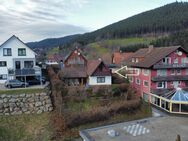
162 57 171 64
3 48 12 56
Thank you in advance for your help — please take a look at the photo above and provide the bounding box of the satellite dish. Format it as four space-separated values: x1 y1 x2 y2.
178 51 182 56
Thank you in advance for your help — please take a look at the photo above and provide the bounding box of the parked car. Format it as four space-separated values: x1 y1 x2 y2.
26 77 46 85
5 79 29 88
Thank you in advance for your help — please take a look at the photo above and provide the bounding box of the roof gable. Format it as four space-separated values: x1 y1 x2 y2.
129 46 187 68
64 48 87 63
0 35 36 55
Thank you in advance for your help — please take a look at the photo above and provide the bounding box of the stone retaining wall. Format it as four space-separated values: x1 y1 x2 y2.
0 92 53 115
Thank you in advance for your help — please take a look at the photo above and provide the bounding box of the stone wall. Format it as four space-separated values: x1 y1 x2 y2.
0 92 53 115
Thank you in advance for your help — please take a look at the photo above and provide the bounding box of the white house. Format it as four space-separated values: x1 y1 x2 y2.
87 60 112 86
0 35 41 84
61 48 112 86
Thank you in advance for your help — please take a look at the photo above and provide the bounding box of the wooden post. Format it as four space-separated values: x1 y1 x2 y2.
176 134 181 141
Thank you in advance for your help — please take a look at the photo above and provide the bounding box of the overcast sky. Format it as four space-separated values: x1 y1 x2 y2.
0 0 187 43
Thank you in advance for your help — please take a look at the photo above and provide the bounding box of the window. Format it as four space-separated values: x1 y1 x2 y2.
186 69 188 75
24 61 34 68
3 48 12 56
97 77 105 83
162 57 171 64
173 58 178 64
157 82 166 89
0 61 7 67
0 74 7 80
177 69 181 75
143 81 149 87
136 78 140 85
170 69 175 75
142 69 149 75
18 48 26 56
157 69 166 76
129 76 133 82
181 58 188 64
135 58 139 63
132 58 135 62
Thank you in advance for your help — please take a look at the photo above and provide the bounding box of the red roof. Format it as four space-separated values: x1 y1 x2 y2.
112 52 134 65
127 46 188 68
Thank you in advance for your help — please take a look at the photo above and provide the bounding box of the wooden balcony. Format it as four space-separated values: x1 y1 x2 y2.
151 75 188 82
153 63 188 69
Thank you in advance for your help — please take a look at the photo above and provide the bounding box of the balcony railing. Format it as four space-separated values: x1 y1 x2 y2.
153 63 188 69
152 75 188 82
8 66 41 76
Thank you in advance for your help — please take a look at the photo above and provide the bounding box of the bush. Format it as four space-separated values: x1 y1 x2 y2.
66 98 141 128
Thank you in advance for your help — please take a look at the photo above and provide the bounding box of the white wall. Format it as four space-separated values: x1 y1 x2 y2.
89 76 112 85
0 36 36 83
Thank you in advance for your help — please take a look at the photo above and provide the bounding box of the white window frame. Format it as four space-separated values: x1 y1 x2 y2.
156 82 167 89
162 57 171 64
97 77 105 83
136 78 140 85
143 80 149 87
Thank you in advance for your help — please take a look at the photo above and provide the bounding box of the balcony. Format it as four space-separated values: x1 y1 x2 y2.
152 75 188 82
153 63 188 69
8 66 41 76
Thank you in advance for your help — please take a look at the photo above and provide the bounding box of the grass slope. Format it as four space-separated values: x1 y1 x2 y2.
85 37 154 63
0 113 51 141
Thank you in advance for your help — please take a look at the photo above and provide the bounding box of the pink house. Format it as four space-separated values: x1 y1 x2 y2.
127 45 188 101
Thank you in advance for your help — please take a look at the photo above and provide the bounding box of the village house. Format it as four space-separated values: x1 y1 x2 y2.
60 48 112 86
112 51 134 66
0 35 41 84
45 54 64 65
127 45 188 114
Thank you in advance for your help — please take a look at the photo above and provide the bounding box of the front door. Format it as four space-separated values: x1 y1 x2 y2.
15 61 21 69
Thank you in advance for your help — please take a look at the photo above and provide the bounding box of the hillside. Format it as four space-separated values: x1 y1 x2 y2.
27 2 188 49
75 2 188 45
26 34 79 48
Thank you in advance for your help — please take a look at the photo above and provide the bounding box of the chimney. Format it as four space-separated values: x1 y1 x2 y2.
148 45 154 53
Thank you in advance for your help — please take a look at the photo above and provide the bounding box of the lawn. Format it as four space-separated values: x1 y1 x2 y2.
0 113 52 141
0 88 45 95
64 100 152 141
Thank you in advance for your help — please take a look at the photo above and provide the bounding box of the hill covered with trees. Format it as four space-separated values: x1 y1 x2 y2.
27 2 188 51
74 2 188 45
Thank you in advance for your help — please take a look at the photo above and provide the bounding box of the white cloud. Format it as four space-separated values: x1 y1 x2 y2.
0 0 89 42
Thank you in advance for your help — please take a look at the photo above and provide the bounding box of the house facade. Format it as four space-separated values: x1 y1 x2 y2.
60 48 112 86
127 45 188 101
0 35 41 84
